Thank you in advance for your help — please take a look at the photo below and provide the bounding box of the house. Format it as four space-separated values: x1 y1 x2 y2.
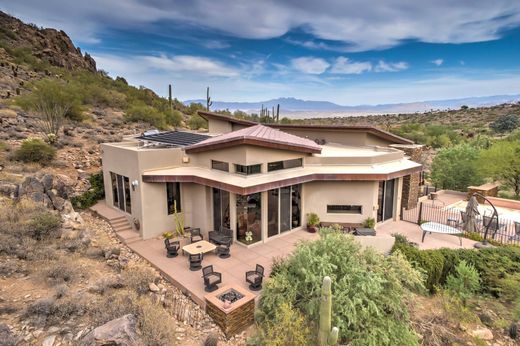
100 111 422 245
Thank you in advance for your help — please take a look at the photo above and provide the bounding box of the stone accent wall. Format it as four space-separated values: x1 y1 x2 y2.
390 144 424 210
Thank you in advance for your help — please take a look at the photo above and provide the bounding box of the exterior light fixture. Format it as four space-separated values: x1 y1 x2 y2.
131 180 139 191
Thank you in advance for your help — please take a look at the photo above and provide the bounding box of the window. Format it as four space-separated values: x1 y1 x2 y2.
124 177 131 213
327 205 362 214
167 182 181 214
235 163 261 175
110 172 131 213
110 172 118 207
267 158 303 172
211 160 229 172
236 193 262 244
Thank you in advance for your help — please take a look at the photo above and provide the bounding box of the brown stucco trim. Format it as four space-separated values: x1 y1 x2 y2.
197 111 413 145
185 137 322 154
142 165 422 195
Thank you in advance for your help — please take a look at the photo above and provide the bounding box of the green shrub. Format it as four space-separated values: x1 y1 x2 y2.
28 212 62 240
13 139 56 164
490 114 519 133
445 260 480 306
121 265 157 295
392 235 520 296
496 273 520 302
187 114 207 130
71 172 105 209
258 230 424 345
124 102 168 129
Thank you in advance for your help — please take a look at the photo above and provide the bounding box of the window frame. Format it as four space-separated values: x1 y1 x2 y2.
267 158 303 172
234 163 262 175
326 205 363 214
211 160 229 172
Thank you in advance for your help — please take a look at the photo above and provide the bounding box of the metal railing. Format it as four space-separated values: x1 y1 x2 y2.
401 202 520 246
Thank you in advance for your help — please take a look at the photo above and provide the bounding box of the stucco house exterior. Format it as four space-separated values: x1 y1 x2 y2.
100 111 422 246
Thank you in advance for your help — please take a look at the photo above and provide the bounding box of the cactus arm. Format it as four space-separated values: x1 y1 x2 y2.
319 276 339 346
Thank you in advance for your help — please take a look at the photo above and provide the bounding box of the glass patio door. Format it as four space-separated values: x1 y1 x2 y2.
268 184 301 238
377 179 395 222
236 193 262 244
111 172 131 214
213 188 230 230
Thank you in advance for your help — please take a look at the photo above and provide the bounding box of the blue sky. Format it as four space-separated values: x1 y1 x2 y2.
2 0 520 104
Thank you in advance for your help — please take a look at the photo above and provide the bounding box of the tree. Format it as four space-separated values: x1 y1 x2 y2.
430 144 484 191
480 140 520 197
490 114 519 134
16 79 80 144
187 114 207 130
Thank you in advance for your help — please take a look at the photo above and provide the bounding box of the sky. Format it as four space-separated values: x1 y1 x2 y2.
2 0 520 105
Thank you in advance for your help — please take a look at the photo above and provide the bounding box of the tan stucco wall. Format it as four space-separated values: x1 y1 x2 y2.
303 181 379 225
208 118 232 134
280 128 369 146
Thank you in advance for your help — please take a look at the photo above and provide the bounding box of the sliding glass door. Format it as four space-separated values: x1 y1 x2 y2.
110 172 131 214
236 193 262 245
268 184 301 238
213 188 230 230
377 179 395 222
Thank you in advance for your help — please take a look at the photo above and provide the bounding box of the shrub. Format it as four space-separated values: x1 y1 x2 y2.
71 171 105 209
392 235 520 296
124 102 168 129
13 139 56 164
44 259 78 285
122 265 157 295
28 212 62 240
0 323 17 346
257 230 424 345
187 114 207 130
445 261 480 306
24 296 86 326
490 114 519 133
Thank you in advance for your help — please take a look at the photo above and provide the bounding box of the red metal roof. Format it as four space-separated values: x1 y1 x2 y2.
185 124 322 154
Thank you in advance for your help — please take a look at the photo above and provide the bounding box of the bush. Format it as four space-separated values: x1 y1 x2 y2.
13 139 56 165
445 260 480 306
392 235 520 296
490 114 519 133
71 171 105 209
28 212 62 240
124 102 168 129
24 296 86 326
257 229 424 345
122 265 157 295
187 114 207 130
44 259 79 285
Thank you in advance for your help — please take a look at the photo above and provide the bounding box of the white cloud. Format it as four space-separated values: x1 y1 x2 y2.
203 40 230 49
374 60 409 72
291 57 330 74
140 54 239 77
330 57 372 74
431 59 444 66
4 1 520 51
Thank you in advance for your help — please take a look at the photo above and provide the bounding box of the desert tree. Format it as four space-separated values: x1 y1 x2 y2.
480 140 520 198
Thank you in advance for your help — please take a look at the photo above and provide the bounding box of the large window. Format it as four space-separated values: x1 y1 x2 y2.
377 179 396 222
167 182 181 214
268 184 302 238
327 205 362 214
110 172 131 213
268 158 303 172
235 164 261 175
236 193 262 244
211 160 229 172
213 188 230 230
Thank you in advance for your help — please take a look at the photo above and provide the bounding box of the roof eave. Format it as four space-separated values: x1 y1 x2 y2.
185 137 322 154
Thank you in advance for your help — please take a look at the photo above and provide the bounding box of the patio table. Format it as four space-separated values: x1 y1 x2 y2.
420 222 463 246
182 240 217 256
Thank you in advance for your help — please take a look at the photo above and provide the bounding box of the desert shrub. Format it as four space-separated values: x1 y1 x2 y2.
445 260 480 306
27 212 62 240
71 171 105 209
165 109 183 127
0 260 27 277
12 139 56 164
44 259 78 285
89 275 124 295
392 235 520 296
490 114 519 133
257 229 424 345
24 296 86 326
188 114 208 130
121 265 157 295
0 323 17 346
124 102 168 129
496 273 520 302
253 302 312 346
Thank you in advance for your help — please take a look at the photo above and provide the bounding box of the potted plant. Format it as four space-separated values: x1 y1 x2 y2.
162 231 174 240
306 212 320 233
362 217 376 229
245 230 253 243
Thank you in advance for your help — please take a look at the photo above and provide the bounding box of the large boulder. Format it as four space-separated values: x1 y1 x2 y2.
80 314 141 346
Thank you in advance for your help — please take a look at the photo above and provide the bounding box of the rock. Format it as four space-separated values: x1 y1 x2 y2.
149 282 160 293
80 314 141 346
0 182 18 198
19 176 44 195
41 174 54 192
470 327 493 340
42 334 56 346
478 312 494 327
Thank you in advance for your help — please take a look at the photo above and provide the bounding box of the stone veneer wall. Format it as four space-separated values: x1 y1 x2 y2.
206 298 255 337
390 144 424 210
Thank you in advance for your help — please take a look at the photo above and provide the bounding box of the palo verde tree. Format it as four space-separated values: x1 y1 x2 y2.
490 114 519 134
16 78 80 144
480 140 520 198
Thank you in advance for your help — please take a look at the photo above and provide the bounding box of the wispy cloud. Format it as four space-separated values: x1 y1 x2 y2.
141 54 239 77
203 40 230 49
291 57 330 74
374 60 409 72
431 58 444 66
330 57 372 74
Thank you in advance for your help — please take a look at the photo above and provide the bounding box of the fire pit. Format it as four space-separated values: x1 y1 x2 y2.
205 285 255 337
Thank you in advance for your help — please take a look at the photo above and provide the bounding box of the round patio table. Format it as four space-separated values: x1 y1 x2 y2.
420 222 463 246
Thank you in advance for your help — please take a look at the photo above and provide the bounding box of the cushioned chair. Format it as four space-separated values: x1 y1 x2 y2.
190 228 203 243
245 264 264 291
189 253 203 271
216 238 231 259
164 239 180 258
208 226 233 245
202 265 222 292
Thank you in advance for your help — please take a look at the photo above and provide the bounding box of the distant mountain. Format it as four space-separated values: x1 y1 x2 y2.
184 94 520 117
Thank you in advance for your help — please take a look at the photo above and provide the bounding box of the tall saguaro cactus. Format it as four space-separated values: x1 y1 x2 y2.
206 86 213 111
319 276 339 346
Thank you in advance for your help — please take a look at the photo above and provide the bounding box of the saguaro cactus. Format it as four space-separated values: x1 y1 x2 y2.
206 86 213 111
319 276 339 346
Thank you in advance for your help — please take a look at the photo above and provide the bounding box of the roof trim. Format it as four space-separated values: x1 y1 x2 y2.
143 165 422 195
185 137 321 154
197 111 413 145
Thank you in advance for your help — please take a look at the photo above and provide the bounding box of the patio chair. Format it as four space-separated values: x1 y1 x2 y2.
189 253 203 271
483 215 505 239
216 238 231 259
509 222 520 242
164 239 180 258
245 264 264 291
190 228 203 243
202 265 222 292
208 226 233 245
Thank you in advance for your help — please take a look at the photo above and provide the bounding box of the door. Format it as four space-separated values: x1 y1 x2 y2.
213 188 230 230
116 175 125 211
377 179 396 222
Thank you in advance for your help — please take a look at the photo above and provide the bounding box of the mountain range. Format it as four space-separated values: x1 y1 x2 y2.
184 94 520 118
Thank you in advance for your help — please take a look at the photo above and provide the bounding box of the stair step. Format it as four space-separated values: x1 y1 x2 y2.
111 218 128 224
111 222 130 228
114 226 133 232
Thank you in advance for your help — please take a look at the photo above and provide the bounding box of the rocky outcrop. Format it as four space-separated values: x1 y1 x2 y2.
15 173 77 211
80 314 141 346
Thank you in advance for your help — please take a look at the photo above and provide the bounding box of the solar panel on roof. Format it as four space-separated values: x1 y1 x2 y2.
137 131 210 147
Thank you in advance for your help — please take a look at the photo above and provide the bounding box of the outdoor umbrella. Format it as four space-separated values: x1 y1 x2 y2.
463 195 480 233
